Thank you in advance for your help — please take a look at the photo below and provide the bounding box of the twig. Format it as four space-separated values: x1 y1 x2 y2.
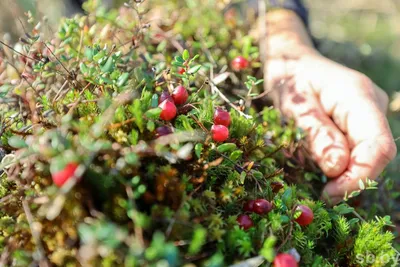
107 118 136 130
126 186 145 247
203 73 252 119
22 200 50 267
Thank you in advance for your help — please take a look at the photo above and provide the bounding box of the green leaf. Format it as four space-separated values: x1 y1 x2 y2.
195 143 203 158
101 56 114 73
348 218 360 227
116 72 129 87
144 108 162 119
172 61 183 67
80 62 89 74
280 215 290 223
84 47 94 60
333 203 354 215
358 179 365 190
240 171 246 184
93 50 106 61
147 120 155 132
252 171 263 180
151 94 159 108
188 54 200 65
216 143 237 153
254 79 264 85
348 190 361 198
229 150 243 161
125 153 139 166
188 226 206 255
157 40 167 52
188 65 202 74
259 235 277 262
182 49 190 61
8 136 27 148
131 99 144 132
178 115 194 131
175 56 184 63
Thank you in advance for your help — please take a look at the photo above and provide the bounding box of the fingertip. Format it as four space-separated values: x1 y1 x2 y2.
322 171 354 204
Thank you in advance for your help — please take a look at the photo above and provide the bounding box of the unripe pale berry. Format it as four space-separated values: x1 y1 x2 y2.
211 124 229 142
237 214 254 230
213 108 231 127
159 90 174 104
253 199 273 215
52 162 79 187
273 253 298 267
172 85 189 105
295 205 314 226
231 56 249 71
159 100 177 121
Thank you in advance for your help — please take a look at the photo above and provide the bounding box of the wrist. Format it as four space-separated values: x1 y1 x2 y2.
266 9 316 59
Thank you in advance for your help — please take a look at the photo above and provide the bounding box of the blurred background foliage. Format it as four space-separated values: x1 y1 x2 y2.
1 0 399 215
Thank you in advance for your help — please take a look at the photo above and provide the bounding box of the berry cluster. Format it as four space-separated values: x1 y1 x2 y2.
158 85 189 121
211 108 231 142
237 200 314 230
237 199 273 230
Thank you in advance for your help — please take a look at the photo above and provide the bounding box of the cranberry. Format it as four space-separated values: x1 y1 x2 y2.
243 200 255 212
213 108 231 127
156 126 172 137
295 205 314 226
273 253 298 267
159 100 177 121
178 68 186 75
253 199 273 215
237 214 254 230
211 124 229 142
159 90 174 104
52 162 79 187
171 85 189 105
231 56 249 71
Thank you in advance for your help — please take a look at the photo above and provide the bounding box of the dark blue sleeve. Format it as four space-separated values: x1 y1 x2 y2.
268 0 309 27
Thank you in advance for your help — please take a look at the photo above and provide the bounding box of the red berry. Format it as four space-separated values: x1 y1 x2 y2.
159 90 174 104
237 214 254 230
273 253 298 267
253 199 273 215
159 100 177 121
295 205 314 226
156 126 172 137
171 85 189 105
231 56 249 71
213 108 231 127
178 68 186 75
211 124 229 142
52 162 79 187
243 200 255 212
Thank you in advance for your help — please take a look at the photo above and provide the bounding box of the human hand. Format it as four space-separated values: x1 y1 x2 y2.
264 10 397 204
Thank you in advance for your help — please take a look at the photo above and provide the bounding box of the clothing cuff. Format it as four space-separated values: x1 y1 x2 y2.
268 0 309 28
